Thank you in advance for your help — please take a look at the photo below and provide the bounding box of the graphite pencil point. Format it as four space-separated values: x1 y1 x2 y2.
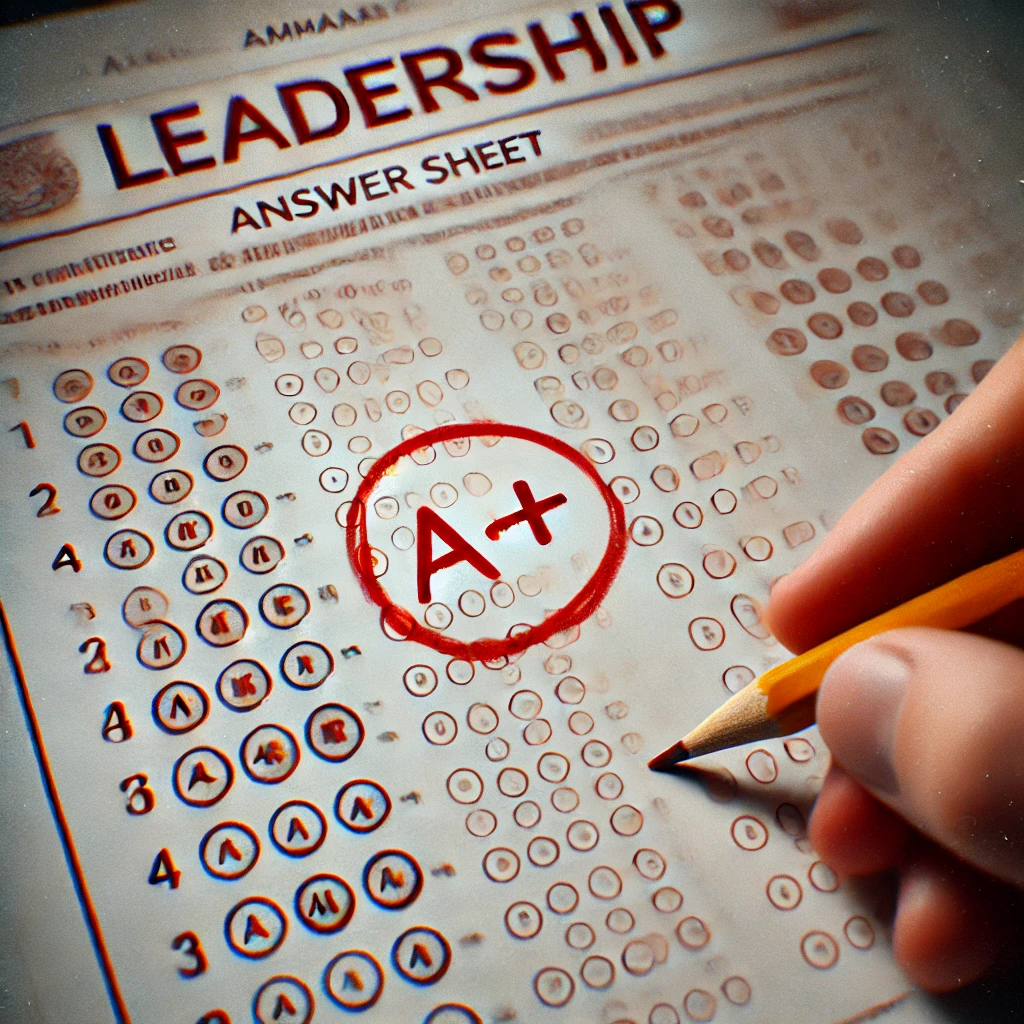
647 740 688 772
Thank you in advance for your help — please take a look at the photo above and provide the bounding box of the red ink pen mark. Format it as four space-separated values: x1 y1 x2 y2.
336 779 391 833
220 839 242 864
53 543 82 572
484 480 567 544
10 420 35 448
410 943 433 968
255 741 286 765
245 915 270 943
80 636 111 673
234 673 255 696
348 422 626 661
416 505 500 603
30 483 60 517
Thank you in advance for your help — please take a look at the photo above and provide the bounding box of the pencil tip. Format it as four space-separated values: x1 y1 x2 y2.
647 741 688 772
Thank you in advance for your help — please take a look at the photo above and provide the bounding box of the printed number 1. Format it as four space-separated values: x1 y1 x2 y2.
10 421 35 448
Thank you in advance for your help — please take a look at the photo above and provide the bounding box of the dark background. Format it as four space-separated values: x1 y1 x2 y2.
3 0 1021 108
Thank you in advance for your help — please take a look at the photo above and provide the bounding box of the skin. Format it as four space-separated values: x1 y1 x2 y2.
765 334 1024 992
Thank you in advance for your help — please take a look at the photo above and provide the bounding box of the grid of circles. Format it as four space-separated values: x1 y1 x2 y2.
53 343 432 1016
671 162 989 457
417 637 742 1010
444 214 797 655
257 294 475 486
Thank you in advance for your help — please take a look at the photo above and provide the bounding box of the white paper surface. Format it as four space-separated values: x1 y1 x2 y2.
1 3 1021 1022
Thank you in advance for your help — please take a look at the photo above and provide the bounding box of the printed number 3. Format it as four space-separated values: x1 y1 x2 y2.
172 931 207 978
119 773 154 815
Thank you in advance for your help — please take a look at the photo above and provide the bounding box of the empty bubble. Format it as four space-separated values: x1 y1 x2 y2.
609 399 639 422
484 847 520 883
702 549 736 579
466 809 497 837
547 883 579 915
722 666 755 694
684 989 717 1022
468 704 499 734
595 773 623 800
745 749 778 784
622 939 655 976
537 753 570 783
486 738 510 762
528 836 560 867
606 908 635 934
631 426 659 450
514 800 541 828
653 887 682 913
801 931 839 969
499 768 530 797
524 719 553 745
610 805 643 837
676 916 710 950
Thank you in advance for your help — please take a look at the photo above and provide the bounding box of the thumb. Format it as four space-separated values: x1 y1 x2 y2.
817 627 1024 888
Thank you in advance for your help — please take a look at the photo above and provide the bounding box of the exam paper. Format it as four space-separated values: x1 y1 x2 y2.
1 2 1021 1022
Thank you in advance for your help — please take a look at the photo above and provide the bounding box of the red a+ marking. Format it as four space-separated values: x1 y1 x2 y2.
485 480 567 545
416 506 499 604
415 481 567 604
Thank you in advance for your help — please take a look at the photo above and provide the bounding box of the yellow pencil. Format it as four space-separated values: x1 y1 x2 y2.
648 547 1024 770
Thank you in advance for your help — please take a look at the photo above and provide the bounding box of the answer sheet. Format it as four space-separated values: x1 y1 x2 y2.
1 2 1021 1022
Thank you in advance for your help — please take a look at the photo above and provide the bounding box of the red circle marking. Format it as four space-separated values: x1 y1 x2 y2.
346 422 627 661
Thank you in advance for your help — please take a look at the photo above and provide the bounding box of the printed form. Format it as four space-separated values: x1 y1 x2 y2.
1 2 1021 1022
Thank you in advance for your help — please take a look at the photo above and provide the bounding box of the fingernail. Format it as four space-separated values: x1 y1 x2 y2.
817 643 910 795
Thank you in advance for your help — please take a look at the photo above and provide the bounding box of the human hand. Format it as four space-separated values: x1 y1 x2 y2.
765 335 1024 992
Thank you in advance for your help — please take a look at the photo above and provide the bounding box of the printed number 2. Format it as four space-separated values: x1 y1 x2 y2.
30 483 60 517
172 931 207 978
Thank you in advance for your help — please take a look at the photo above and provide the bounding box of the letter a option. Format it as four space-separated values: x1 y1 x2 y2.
324 951 384 1010
363 849 422 909
295 873 355 934
335 779 391 833
392 926 451 984
225 897 287 958
52 542 82 572
416 505 500 602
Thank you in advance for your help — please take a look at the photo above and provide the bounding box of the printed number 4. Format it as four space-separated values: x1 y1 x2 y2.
171 931 207 978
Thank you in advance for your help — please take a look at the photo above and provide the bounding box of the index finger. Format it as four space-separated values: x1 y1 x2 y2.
766 334 1024 655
